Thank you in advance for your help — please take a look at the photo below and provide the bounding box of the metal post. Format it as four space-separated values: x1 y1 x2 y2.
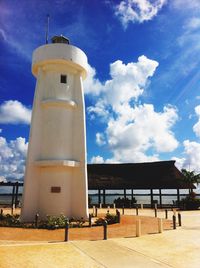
103 220 108 240
173 215 176 229
99 203 102 209
178 213 182 226
35 213 39 228
165 209 168 219
65 222 69 241
89 213 92 227
113 203 116 209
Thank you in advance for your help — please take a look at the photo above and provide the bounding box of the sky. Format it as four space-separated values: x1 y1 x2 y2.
1 0 200 182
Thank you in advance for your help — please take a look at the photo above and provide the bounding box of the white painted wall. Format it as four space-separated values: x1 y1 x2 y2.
21 43 88 222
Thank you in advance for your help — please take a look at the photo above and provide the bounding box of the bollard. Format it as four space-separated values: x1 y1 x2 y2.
173 215 176 229
11 204 14 215
107 205 110 209
158 218 163 233
116 209 120 223
103 220 108 240
141 204 143 210
95 207 98 217
173 209 176 216
93 206 95 216
154 203 157 210
178 213 182 226
136 219 141 237
113 203 116 209
35 213 39 228
89 213 92 227
154 208 157 218
122 206 125 215
65 222 69 241
136 205 139 216
99 203 102 209
165 209 168 219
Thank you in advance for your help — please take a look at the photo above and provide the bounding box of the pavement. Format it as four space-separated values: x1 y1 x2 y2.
0 209 200 268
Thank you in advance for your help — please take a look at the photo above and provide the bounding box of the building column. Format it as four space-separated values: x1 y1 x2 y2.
159 189 162 208
131 189 134 201
150 189 154 208
98 189 101 205
103 189 106 205
177 189 180 207
11 186 15 208
124 189 126 199
15 182 19 207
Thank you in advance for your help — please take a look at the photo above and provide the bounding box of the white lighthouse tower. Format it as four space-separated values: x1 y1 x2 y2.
21 36 88 221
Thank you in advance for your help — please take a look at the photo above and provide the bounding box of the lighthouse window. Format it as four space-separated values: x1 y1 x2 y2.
60 74 67 84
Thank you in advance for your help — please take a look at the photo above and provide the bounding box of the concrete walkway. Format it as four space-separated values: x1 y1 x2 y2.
0 210 200 268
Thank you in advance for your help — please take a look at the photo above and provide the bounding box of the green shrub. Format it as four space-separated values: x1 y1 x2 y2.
180 195 200 210
114 197 137 208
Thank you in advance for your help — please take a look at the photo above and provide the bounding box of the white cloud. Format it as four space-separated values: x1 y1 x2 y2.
90 155 105 164
172 0 200 10
84 64 103 95
103 104 178 162
96 133 106 146
193 105 200 137
184 17 200 31
86 55 179 163
0 135 28 181
172 140 200 172
115 0 167 28
0 100 31 124
87 55 159 115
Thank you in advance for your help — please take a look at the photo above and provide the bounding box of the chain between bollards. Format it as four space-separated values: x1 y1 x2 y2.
65 221 69 241
103 220 108 240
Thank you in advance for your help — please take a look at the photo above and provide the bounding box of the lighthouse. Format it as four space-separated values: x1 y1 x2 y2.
21 36 88 221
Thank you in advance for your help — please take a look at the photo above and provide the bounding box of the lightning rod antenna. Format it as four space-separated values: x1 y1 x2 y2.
45 14 50 44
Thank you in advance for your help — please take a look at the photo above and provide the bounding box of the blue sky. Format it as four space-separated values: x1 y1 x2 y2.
1 0 200 182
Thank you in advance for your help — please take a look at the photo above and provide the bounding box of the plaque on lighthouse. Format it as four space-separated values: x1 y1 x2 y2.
21 36 89 221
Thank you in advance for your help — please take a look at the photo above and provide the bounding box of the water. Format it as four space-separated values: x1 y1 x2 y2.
0 187 199 206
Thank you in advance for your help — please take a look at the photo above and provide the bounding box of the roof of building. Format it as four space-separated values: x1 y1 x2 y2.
87 160 195 190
